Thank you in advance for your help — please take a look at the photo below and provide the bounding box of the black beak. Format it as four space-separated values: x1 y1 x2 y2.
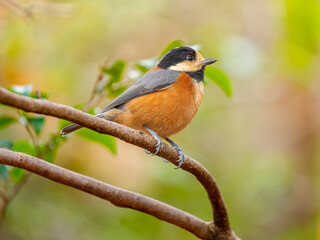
201 58 218 67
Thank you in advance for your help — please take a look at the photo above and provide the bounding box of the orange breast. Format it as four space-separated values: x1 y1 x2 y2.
110 72 204 138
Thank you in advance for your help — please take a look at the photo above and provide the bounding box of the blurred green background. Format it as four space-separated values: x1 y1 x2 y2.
0 0 320 239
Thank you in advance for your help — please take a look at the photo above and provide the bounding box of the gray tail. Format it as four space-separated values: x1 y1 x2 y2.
60 113 106 136
60 123 83 136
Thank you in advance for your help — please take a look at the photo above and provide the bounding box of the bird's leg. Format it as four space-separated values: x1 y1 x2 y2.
143 126 163 155
165 138 186 169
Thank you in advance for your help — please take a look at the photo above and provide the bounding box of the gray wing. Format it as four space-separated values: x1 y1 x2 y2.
100 69 180 113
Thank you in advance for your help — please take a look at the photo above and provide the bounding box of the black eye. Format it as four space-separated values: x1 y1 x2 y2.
186 55 194 61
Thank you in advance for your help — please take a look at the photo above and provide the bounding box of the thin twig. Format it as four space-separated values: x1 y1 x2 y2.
83 58 110 112
0 185 8 224
0 172 32 225
0 0 74 18
7 172 32 202
0 0 32 17
0 191 8 204
0 202 6 223
16 110 38 147
35 89 43 99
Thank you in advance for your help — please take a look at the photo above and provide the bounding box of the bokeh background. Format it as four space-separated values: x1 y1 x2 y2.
0 0 320 239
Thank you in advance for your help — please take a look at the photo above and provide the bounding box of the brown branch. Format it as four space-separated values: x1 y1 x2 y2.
0 87 239 240
0 149 206 239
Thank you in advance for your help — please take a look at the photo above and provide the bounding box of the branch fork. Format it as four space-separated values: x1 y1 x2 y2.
0 87 240 240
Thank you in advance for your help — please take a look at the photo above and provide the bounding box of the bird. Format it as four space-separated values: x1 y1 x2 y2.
60 46 217 168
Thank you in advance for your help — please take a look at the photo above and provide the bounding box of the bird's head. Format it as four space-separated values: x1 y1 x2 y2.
157 46 217 72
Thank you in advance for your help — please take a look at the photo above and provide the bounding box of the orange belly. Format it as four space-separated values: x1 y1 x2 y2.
105 72 204 138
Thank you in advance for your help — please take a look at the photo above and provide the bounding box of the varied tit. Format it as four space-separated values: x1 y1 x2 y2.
61 46 217 168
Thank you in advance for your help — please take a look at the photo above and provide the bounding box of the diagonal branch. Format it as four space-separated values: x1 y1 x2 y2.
0 149 210 239
0 87 239 239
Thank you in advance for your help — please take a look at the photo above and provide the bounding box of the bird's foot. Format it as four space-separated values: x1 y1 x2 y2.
144 150 169 163
162 158 169 163
143 126 163 155
165 138 186 169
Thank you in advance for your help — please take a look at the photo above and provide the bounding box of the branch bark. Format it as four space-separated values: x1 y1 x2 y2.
0 87 239 240
0 149 211 238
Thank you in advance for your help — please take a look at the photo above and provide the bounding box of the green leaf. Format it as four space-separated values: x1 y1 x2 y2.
0 140 14 150
205 67 232 97
134 63 150 74
76 128 117 155
58 119 70 129
43 150 55 163
10 84 33 96
86 108 96 115
0 164 8 179
10 167 25 183
13 140 36 156
0 116 17 130
108 86 127 98
159 40 184 58
27 116 45 135
102 60 126 85
73 103 84 110
40 133 64 163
